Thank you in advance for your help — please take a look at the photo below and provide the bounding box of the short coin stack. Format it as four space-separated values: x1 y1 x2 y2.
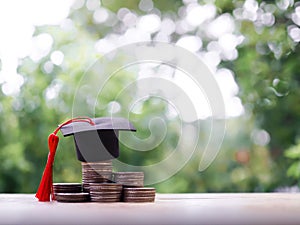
123 187 156 203
53 183 89 202
89 183 123 202
113 172 144 187
81 160 113 192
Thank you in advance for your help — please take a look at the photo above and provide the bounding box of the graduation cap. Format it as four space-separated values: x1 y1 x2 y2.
36 117 136 202
59 117 136 162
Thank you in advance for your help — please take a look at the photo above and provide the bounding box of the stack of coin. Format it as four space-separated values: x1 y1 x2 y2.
53 183 82 196
123 187 156 202
55 193 90 202
113 172 144 187
89 183 123 202
81 160 113 191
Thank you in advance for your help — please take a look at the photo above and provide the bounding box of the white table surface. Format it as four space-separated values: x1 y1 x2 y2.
0 193 300 225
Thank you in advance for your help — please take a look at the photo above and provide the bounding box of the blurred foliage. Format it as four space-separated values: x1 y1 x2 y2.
285 141 300 181
230 1 300 189
0 0 300 193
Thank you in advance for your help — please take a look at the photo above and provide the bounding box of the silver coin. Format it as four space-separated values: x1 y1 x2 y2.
55 193 90 202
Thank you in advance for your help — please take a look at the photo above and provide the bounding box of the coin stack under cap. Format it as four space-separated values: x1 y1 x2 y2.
55 193 90 202
89 183 123 202
81 160 113 192
123 187 156 202
113 172 144 187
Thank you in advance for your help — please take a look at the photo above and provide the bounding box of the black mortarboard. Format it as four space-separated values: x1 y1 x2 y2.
59 117 136 162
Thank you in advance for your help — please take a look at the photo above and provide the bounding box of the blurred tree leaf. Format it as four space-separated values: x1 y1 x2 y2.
287 161 300 179
285 143 300 160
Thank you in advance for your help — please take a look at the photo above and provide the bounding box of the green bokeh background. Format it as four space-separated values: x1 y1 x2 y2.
0 0 300 193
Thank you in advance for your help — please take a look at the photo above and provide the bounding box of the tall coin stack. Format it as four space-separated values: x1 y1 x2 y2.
81 160 113 192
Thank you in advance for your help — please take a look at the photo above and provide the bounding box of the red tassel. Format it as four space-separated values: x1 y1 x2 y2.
35 133 59 201
35 117 95 202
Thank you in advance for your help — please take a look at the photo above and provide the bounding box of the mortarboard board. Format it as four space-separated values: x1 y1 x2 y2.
59 117 136 162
